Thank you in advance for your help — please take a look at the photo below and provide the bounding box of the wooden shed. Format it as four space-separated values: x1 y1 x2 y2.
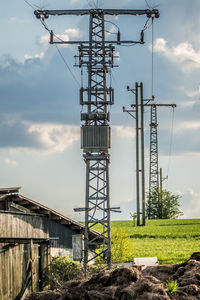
0 187 103 299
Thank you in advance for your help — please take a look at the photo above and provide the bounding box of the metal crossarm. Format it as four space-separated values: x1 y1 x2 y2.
34 9 159 17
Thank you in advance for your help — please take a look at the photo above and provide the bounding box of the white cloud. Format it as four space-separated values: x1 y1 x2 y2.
4 158 17 166
9 17 17 22
113 125 135 139
27 123 80 154
182 121 200 129
40 28 81 48
24 28 81 61
181 189 200 218
179 101 195 108
153 38 200 72
175 121 200 131
24 52 45 60
178 85 200 99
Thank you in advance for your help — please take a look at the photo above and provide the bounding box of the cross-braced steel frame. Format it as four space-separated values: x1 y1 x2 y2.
148 103 176 219
149 104 159 197
79 12 114 271
34 6 159 272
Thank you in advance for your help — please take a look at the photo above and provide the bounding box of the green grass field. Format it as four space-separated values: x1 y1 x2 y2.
95 219 200 264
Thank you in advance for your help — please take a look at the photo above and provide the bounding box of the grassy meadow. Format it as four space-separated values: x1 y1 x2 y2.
95 219 200 264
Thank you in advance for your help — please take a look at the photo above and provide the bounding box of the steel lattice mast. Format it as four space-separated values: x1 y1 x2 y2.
148 104 176 219
80 11 115 271
149 104 159 197
34 7 159 272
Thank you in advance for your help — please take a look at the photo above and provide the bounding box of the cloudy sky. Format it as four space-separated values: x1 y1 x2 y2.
1 0 200 220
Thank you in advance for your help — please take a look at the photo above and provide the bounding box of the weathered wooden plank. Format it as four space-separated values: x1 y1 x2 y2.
0 212 50 300
0 242 49 299
0 212 49 239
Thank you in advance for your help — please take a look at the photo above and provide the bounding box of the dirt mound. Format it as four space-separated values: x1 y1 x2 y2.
26 253 200 300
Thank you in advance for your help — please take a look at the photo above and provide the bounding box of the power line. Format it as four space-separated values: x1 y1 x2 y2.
23 0 37 10
145 0 152 9
143 17 153 31
151 17 154 97
167 108 175 178
39 18 80 87
86 0 96 8
55 44 80 87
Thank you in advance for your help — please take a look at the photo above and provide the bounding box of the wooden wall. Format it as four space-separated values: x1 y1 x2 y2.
0 212 48 239
0 212 50 300
0 243 49 300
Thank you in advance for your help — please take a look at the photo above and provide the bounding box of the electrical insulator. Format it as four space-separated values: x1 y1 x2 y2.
117 30 121 45
140 30 144 44
146 10 152 18
50 31 53 44
35 11 41 19
154 10 160 18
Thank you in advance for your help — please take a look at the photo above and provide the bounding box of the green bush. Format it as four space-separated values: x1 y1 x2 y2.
166 280 179 294
45 256 83 288
94 229 133 264
111 229 133 263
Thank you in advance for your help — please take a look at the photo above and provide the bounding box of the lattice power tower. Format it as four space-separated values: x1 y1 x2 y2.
149 104 159 195
148 103 176 219
34 7 159 271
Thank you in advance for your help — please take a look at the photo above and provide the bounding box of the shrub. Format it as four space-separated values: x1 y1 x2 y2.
130 212 137 227
111 229 133 263
166 280 179 294
45 256 83 288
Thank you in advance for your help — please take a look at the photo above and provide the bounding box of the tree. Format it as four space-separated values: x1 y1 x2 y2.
146 188 183 220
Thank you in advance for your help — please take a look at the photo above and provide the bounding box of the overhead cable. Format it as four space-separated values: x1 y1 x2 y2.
39 18 80 87
23 0 37 10
145 0 152 9
167 108 175 178
55 45 80 87
151 17 154 97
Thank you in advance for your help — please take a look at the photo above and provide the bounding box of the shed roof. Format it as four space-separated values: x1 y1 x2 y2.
0 187 21 195
0 187 103 241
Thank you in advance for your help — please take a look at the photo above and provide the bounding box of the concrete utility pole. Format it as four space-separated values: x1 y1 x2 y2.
123 82 150 226
34 7 159 272
123 90 176 224
160 167 163 218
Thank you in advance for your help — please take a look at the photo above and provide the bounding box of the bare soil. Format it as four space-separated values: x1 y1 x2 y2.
27 252 200 299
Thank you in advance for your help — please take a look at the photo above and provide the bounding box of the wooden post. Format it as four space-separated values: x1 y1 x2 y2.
30 240 34 292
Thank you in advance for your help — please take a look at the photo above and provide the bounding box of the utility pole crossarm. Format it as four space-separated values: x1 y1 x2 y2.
151 104 176 107
131 104 176 108
52 40 142 45
34 9 159 18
